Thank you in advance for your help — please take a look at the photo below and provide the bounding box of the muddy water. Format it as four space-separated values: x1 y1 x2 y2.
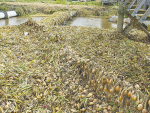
68 17 125 29
0 17 43 26
0 16 125 29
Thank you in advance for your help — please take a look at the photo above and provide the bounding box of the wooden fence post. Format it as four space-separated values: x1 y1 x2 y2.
117 0 124 33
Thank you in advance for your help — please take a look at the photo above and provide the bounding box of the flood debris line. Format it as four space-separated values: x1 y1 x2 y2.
38 11 77 27
58 45 150 113
0 16 150 112
0 2 150 113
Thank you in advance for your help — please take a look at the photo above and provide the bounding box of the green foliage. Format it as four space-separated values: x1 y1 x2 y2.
113 3 118 6
15 6 36 16
15 8 23 16
56 0 60 4
0 0 103 6
124 14 129 18
0 3 36 16
95 1 102 6
0 3 8 11
126 109 131 113
0 0 10 1
85 2 88 5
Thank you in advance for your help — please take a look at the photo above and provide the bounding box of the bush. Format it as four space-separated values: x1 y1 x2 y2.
15 7 25 16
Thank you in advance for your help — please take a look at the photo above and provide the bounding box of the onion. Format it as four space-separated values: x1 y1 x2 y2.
142 109 148 113
137 104 143 111
115 86 120 92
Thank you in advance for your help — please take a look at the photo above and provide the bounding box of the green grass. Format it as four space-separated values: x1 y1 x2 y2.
0 0 102 6
0 0 41 2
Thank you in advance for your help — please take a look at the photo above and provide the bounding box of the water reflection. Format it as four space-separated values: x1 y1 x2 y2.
0 19 9 26
69 17 124 29
0 17 43 26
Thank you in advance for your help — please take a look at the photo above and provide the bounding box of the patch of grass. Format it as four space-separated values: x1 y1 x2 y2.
0 3 8 10
0 0 103 6
15 6 36 16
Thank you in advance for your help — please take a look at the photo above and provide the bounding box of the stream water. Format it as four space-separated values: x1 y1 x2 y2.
68 17 126 29
0 16 125 29
0 16 43 26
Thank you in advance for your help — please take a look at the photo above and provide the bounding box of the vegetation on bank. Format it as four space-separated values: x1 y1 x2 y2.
0 0 104 6
0 2 118 16
0 3 36 16
0 0 117 6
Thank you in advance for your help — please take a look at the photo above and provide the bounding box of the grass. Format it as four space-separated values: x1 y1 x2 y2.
0 2 118 16
0 0 103 6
